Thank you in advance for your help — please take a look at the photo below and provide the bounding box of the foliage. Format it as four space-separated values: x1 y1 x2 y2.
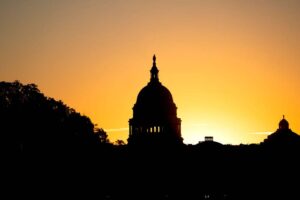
94 127 110 144
114 139 125 146
0 81 109 153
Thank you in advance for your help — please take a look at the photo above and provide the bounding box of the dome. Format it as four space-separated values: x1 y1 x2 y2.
137 82 173 104
132 55 177 121
133 81 177 120
128 55 182 145
263 115 300 145
279 115 289 130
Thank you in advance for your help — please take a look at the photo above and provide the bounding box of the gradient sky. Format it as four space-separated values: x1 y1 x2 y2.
1 0 300 144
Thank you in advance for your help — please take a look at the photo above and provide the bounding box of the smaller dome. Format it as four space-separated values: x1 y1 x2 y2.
279 115 289 130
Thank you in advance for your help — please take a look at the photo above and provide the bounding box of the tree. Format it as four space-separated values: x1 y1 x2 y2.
114 140 125 146
94 128 110 144
0 81 104 153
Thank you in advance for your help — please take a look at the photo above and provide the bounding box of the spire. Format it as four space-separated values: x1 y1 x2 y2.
150 54 159 82
153 54 156 66
283 115 285 119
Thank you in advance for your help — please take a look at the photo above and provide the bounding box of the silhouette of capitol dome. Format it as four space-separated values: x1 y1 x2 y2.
135 77 176 119
128 55 182 145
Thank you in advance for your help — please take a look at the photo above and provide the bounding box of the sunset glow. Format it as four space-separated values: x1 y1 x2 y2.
1 0 300 144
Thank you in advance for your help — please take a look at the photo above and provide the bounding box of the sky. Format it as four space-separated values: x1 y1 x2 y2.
1 0 300 144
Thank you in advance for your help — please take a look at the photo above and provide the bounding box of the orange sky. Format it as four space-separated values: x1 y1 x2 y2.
1 0 300 144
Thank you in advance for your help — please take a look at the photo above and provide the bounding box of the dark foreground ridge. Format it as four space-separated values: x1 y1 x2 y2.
2 81 300 199
6 141 300 199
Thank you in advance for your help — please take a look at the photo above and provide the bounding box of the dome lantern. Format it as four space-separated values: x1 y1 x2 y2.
150 54 159 83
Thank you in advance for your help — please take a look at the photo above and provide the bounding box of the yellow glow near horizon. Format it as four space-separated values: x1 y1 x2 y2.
1 1 300 144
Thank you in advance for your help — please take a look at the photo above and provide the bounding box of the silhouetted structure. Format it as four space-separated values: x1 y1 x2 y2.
3 80 300 199
263 115 300 146
128 55 182 145
205 136 214 142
